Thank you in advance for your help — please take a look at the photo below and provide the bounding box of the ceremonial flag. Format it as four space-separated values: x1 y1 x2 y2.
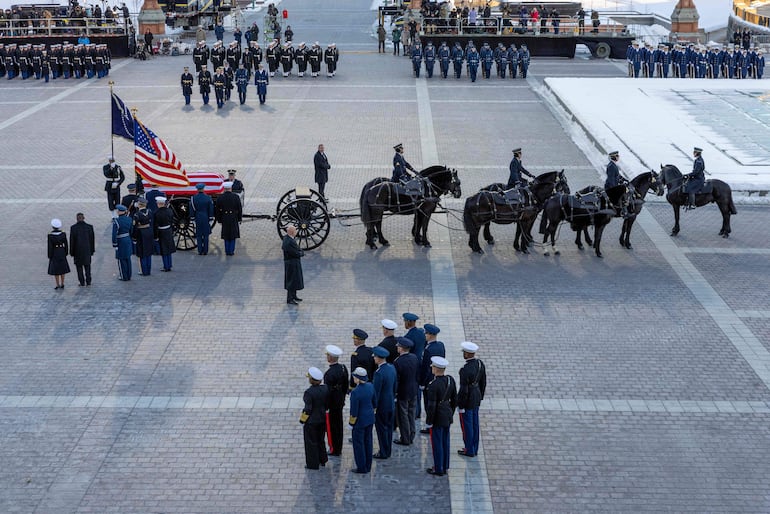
111 92 135 141
134 119 189 187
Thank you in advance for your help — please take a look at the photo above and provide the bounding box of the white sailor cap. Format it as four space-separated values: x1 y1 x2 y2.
461 341 479 353
430 356 448 369
155 196 167 204
352 367 368 381
381 319 397 330
325 344 343 357
51 218 62 229
307 367 324 381
223 181 233 188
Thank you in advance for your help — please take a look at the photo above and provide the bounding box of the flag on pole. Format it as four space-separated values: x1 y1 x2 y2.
111 92 135 141
134 119 189 187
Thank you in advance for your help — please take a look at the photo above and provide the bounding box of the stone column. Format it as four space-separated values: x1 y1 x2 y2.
670 0 705 43
138 0 166 38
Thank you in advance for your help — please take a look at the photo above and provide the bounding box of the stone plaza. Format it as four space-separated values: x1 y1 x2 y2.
1 0 770 512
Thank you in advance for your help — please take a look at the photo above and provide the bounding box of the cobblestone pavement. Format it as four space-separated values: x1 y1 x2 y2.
1 0 770 511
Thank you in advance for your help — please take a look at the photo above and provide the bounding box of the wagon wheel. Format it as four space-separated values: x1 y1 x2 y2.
170 197 217 251
275 188 327 217
276 199 330 251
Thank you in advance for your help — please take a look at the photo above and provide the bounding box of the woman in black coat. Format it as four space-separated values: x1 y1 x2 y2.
282 225 304 305
48 218 70 289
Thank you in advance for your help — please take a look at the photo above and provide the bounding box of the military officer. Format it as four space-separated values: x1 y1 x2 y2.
255 63 269 104
192 40 209 73
266 40 279 77
280 42 294 77
153 197 175 271
103 157 125 212
213 66 227 108
391 143 417 183
393 337 419 445
349 367 376 474
323 344 349 457
235 63 249 104
507 43 519 79
424 40 436 78
604 150 625 189
350 328 376 387
121 183 140 217
223 62 234 101
216 181 242 255
181 66 194 105
466 43 480 82
457 342 486 458
518 44 530 78
451 42 464 79
378 318 399 363
132 198 154 276
112 205 133 281
225 40 240 71
300 367 329 470
480 42 493 79
424 356 457 476
419 323 445 431
506 148 534 188
411 39 423 77
295 42 308 77
403 312 426 417
308 42 322 77
325 42 339 77
685 147 705 209
226 169 244 196
372 346 397 459
438 41 451 79
198 64 212 105
191 182 214 255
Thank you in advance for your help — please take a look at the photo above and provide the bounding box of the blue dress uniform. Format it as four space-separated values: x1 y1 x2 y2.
255 67 268 104
424 359 457 476
112 207 133 281
498 45 508 78
424 42 436 78
451 43 464 79
391 144 416 183
660 48 671 78
457 343 486 458
349 370 376 473
411 42 423 77
393 339 420 445
406 321 427 418
372 347 397 459
153 202 176 271
507 45 518 79
181 69 194 105
757 52 765 79
466 46 480 82
506 150 534 188
438 42 450 79
132 205 154 276
605 152 623 189
518 45 530 78
191 186 214 255
685 149 705 208
235 66 249 104
480 43 493 79
697 50 708 78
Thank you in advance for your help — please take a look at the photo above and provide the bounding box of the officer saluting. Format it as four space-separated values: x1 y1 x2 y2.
604 150 625 189
391 143 417 184
506 148 534 188
685 147 706 210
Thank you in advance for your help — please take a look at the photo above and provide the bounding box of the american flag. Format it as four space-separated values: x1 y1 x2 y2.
134 119 189 187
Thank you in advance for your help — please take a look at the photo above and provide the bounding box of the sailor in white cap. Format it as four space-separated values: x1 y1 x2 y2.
457 342 486 458
379 319 399 362
324 41 339 77
153 196 176 272
216 180 242 256
309 42 322 77
48 218 70 289
324 344 348 456
424 355 456 475
300 366 329 470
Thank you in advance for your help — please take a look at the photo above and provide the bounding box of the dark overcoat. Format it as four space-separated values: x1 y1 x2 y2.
216 191 242 240
282 234 304 291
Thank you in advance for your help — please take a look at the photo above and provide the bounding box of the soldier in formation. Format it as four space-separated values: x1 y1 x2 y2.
625 41 765 80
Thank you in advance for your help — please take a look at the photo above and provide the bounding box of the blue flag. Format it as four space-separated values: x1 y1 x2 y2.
111 92 135 141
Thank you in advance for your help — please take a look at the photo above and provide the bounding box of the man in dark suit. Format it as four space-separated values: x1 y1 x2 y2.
313 144 331 200
282 225 304 304
69 213 95 286
372 346 397 459
393 337 420 445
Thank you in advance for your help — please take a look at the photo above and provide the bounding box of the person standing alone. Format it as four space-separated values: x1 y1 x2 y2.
314 144 331 200
69 213 94 286
282 225 304 305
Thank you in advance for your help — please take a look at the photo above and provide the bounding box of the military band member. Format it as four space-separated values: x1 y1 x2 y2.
424 356 457 476
213 66 227 108
48 218 70 289
132 198 154 276
153 196 175 271
113 205 133 281
391 143 416 183
216 181 242 255
324 345 349 457
350 329 376 387
507 148 534 188
198 64 212 105
325 43 339 77
605 151 624 189
295 42 308 77
685 147 705 210
255 63 269 104
300 367 329 470
191 182 214 255
457 342 486 458
181 66 194 105
308 42 322 77
349 367 375 474
103 157 126 212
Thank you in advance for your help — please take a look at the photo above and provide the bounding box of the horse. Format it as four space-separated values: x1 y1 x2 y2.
659 164 737 238
540 184 630 258
462 171 569 254
359 165 462 250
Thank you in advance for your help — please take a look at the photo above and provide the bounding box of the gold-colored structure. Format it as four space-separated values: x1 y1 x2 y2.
733 0 770 27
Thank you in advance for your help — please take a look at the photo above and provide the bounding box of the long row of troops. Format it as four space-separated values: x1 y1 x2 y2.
300 315 487 475
0 42 112 81
408 40 531 81
626 41 766 80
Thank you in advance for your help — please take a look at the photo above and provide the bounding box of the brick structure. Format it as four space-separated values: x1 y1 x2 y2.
670 0 705 43
138 0 166 39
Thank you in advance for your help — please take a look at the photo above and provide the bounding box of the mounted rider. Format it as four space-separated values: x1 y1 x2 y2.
392 143 417 183
605 150 631 217
685 147 705 209
506 148 535 189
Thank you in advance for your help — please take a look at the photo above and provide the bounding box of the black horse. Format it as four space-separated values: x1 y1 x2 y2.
659 164 737 238
540 184 630 258
462 171 569 254
360 165 462 249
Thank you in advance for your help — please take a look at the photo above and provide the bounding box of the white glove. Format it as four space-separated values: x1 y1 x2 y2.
424 424 432 429
458 409 465 414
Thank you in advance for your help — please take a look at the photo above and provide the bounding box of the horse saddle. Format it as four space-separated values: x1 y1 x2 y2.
396 178 425 198
570 191 603 213
698 180 714 195
493 187 526 206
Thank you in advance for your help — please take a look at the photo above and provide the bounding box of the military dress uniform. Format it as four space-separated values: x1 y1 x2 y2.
198 66 212 104
518 45 530 78
153 200 176 271
507 150 534 188
295 42 308 77
391 144 416 183
424 358 457 476
48 223 71 282
324 43 339 77
112 206 133 281
132 204 154 276
235 66 249 104
216 188 242 255
300 368 329 470
192 41 209 73
480 43 493 79
349 369 376 473
457 343 486 458
451 43 464 79
308 43 322 77
404 315 426 417
372 347 397 459
323 347 349 457
213 69 227 108
393 339 420 445
424 41 436 78
103 160 126 211
466 45 480 82
507 44 519 79
438 42 451 79
605 151 623 189
685 149 706 208
181 68 194 105
255 66 268 104
191 185 214 254
350 329 376 387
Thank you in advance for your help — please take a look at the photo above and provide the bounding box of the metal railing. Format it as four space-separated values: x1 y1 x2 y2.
418 16 627 37
0 16 128 37
733 2 770 29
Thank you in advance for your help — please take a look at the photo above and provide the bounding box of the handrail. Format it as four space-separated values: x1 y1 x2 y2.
733 2 770 29
418 16 626 37
0 16 128 37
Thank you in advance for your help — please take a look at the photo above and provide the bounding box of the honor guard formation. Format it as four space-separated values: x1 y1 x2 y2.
407 39 530 81
626 40 765 79
0 42 111 81
299 315 486 475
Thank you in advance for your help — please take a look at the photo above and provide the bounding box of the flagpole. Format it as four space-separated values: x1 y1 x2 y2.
109 80 115 159
131 107 139 189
